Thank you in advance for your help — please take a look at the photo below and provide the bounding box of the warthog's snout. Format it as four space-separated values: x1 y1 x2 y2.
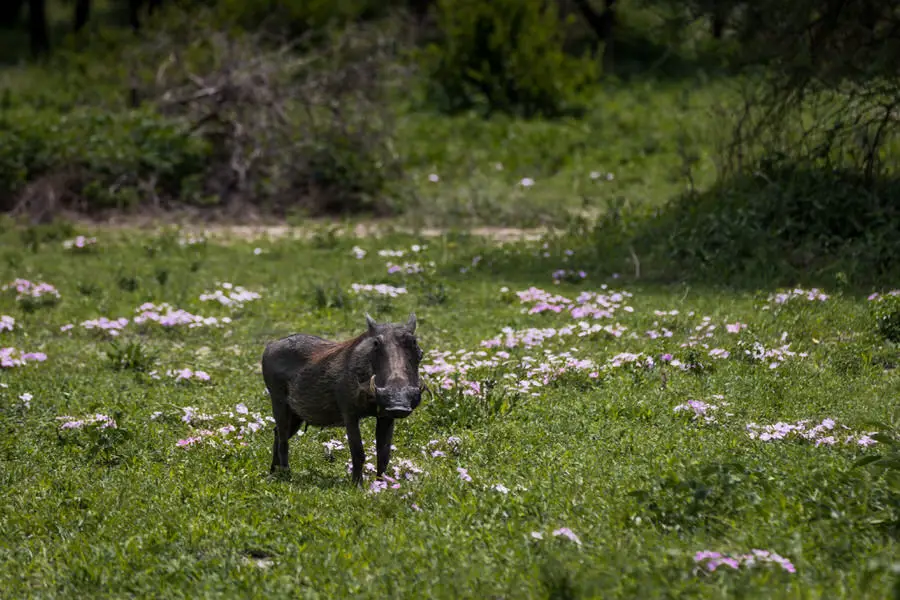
377 386 421 419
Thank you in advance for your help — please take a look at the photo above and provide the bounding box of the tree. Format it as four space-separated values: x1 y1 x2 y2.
129 0 164 32
719 0 900 180
407 0 434 21
0 0 25 28
569 0 616 68
74 0 91 32
29 0 49 56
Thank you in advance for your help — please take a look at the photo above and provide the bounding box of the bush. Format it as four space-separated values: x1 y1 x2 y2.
421 0 598 117
0 105 209 212
636 163 900 283
872 294 900 344
140 16 403 215
0 12 404 217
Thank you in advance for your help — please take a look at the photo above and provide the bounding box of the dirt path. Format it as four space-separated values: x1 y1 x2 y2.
195 224 558 243
83 216 562 243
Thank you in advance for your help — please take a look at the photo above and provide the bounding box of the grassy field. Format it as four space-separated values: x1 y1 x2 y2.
0 221 899 599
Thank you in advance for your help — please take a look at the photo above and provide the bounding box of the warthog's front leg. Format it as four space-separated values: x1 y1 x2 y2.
344 417 366 486
375 416 395 478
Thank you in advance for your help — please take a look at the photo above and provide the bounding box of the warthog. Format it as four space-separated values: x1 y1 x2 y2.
262 313 424 484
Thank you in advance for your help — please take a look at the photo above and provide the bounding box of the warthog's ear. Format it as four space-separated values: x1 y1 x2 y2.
365 313 377 334
406 312 417 334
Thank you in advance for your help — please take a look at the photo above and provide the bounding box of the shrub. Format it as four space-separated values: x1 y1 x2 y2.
872 294 900 343
420 0 598 117
0 105 209 212
636 163 900 283
141 17 403 215
1 12 405 217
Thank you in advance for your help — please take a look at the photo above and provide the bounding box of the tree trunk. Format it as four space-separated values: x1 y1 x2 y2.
0 0 25 28
74 0 90 32
600 0 616 71
28 0 49 56
129 0 141 31
711 9 726 39
408 0 433 21
570 0 616 70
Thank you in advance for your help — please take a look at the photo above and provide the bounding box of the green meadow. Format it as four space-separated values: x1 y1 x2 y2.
2 0 900 597
0 222 898 598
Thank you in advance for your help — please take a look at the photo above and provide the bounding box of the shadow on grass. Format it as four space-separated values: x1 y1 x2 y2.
271 466 350 490
625 165 900 295
427 165 900 298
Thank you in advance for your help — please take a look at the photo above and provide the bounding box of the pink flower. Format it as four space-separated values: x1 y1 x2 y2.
552 527 582 545
726 322 746 334
695 549 796 574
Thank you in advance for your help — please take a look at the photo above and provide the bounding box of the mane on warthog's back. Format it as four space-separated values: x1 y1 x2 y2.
308 330 368 363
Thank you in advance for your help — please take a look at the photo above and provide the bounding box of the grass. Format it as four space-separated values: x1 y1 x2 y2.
397 76 727 227
0 220 899 598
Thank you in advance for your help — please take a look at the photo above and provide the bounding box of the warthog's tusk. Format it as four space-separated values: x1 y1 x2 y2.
368 375 377 396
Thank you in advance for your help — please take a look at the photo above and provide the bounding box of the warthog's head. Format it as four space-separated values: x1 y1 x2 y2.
358 312 423 419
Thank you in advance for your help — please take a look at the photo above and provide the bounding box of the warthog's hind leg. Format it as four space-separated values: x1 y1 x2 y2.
344 417 366 486
270 387 303 474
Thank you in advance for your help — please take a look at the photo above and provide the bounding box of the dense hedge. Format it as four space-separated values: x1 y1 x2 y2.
421 0 598 117
635 163 900 282
0 106 209 210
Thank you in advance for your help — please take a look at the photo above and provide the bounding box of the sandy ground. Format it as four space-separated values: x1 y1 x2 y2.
81 216 561 243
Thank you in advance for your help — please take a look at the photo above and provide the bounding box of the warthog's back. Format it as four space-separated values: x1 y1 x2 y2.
262 333 358 427
262 334 330 382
